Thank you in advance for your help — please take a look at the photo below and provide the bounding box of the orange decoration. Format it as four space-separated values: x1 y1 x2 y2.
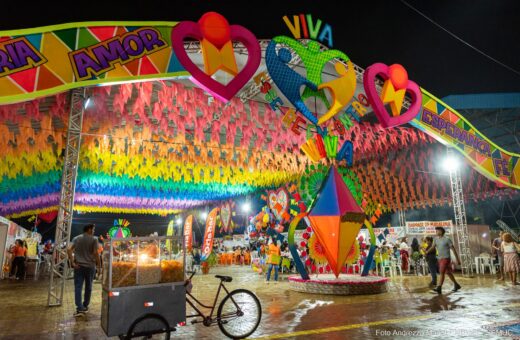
388 64 408 90
199 12 231 48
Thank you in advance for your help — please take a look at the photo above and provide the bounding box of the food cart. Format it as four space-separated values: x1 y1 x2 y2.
101 235 186 339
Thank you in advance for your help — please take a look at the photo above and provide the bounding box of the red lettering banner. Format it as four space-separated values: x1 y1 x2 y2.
183 215 193 252
201 208 219 260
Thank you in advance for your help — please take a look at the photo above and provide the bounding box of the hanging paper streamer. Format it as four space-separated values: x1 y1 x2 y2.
201 207 219 261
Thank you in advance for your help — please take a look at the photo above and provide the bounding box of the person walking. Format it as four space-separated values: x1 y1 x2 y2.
423 236 438 287
492 231 505 280
67 224 100 317
9 239 27 280
430 227 461 294
500 233 520 286
265 238 281 283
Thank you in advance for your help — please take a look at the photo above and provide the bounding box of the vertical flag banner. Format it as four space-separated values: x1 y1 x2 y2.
201 208 219 260
183 215 193 252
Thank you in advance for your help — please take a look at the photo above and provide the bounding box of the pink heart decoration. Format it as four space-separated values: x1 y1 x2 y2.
171 16 261 103
363 62 422 128
268 188 289 221
220 203 232 232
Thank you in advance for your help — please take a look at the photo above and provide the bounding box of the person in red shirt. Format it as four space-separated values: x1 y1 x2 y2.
9 239 27 280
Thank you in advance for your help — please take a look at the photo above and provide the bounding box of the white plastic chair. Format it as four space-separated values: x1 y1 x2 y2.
480 256 495 274
392 257 403 277
380 256 393 277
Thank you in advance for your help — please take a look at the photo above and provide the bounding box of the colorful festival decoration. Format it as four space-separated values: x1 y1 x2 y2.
0 22 186 105
201 207 219 261
0 12 518 228
219 201 235 233
267 188 290 222
363 63 422 128
183 215 193 252
171 12 261 102
282 14 334 47
107 219 131 239
412 89 520 189
308 167 365 277
308 233 328 265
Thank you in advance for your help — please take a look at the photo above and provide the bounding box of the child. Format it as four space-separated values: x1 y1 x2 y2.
424 236 438 287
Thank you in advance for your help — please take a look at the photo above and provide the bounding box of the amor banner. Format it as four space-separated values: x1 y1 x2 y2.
0 22 186 104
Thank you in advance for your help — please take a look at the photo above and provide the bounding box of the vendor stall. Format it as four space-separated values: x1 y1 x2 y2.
101 235 185 338
0 217 41 279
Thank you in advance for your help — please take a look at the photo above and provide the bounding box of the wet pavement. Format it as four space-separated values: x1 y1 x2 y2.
0 265 519 339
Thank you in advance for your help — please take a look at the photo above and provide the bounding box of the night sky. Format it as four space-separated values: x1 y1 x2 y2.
2 0 520 97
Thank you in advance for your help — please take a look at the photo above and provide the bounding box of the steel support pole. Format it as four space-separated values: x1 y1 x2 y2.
47 88 87 306
447 148 473 277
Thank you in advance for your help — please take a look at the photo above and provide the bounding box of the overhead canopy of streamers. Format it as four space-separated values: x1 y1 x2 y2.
0 80 515 218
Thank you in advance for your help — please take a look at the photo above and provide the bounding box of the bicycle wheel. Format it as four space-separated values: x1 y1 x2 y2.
125 313 171 340
217 289 261 339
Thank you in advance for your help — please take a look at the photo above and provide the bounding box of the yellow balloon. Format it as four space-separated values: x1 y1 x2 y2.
262 214 270 224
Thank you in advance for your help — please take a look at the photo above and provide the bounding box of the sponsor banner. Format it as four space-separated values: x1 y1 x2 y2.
201 208 219 260
405 220 453 235
373 227 405 238
183 215 193 252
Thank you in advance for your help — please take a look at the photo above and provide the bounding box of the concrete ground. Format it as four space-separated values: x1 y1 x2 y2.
0 265 519 339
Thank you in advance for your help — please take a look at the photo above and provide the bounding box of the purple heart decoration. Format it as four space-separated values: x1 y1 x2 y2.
171 13 261 102
363 62 422 128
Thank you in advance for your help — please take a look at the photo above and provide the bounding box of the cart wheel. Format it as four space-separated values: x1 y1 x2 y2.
126 313 171 340
217 289 261 339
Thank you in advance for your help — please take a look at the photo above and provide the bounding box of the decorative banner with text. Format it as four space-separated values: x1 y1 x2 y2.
201 208 219 261
405 220 453 235
412 89 520 189
183 215 193 252
0 22 186 104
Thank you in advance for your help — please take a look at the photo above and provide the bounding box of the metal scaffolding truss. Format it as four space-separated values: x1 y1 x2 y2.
496 220 519 242
447 148 473 277
459 107 520 154
47 88 87 307
398 210 406 228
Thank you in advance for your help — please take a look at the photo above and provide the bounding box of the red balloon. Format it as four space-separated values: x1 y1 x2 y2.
198 12 230 49
301 251 307 257
311 264 317 272
305 259 311 266
306 227 312 233
300 241 306 247
319 267 324 274
302 232 309 239
325 265 331 272
388 64 408 90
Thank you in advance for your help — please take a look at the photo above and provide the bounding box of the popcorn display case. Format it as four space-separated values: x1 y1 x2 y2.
101 236 186 338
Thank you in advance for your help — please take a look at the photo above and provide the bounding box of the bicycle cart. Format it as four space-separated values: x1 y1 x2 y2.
101 235 261 339
101 236 186 339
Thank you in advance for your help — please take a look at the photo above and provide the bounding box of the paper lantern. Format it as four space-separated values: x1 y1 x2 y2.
308 167 365 277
